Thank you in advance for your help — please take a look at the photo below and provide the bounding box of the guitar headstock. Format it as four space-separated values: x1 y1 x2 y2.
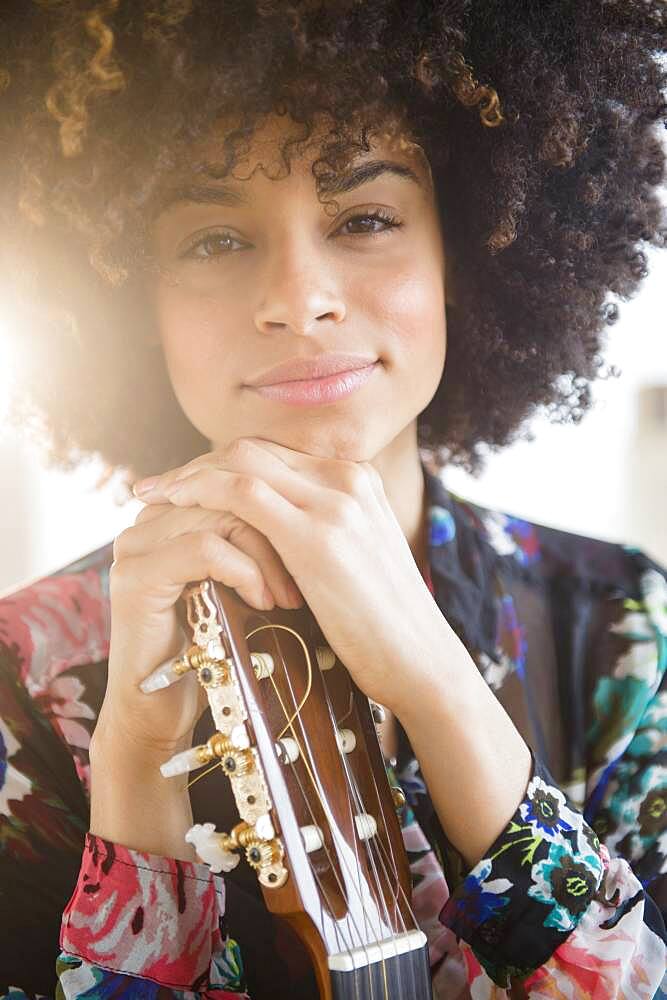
161 577 429 999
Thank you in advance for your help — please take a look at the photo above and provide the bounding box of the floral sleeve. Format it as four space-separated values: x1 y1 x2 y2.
437 749 666 995
54 833 250 998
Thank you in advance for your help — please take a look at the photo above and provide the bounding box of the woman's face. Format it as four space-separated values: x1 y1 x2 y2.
148 112 448 463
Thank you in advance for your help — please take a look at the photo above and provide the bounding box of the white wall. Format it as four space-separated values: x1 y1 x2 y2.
1 248 666 596
444 244 667 567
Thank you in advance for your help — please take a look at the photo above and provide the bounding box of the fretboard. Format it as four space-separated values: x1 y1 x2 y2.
329 932 432 1000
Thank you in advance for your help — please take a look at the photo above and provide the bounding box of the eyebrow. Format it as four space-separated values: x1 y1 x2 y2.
156 159 424 213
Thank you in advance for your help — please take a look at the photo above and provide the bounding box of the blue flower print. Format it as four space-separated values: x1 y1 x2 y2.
428 504 456 546
528 840 602 931
442 857 512 932
481 510 540 566
520 775 576 842
396 757 427 806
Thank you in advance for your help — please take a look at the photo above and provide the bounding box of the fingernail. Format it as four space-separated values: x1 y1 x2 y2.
133 476 159 497
287 582 303 606
262 585 275 609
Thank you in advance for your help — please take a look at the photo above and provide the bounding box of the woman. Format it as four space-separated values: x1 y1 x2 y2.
0 2 665 997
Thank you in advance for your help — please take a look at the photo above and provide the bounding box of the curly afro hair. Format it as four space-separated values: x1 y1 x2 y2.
1 0 666 493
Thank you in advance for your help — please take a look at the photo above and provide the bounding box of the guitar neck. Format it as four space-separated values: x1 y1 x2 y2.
329 934 432 1000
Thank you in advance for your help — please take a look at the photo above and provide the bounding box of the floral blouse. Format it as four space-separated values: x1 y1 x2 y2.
0 464 665 999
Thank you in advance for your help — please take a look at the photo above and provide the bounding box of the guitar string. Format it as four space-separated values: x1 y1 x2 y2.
251 625 391 1000
275 724 364 1000
331 672 423 936
321 675 412 1000
251 621 426 999
334 686 424 972
247 622 378 989
257 625 384 998
330 700 411 999
266 621 404 1000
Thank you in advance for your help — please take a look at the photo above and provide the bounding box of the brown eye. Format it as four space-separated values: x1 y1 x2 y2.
183 230 245 260
339 210 402 236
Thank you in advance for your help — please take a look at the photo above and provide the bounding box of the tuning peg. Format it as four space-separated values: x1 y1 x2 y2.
354 813 378 841
336 728 357 754
391 786 407 810
141 643 231 694
184 822 241 873
139 646 193 693
275 737 300 764
160 728 252 778
160 744 212 778
315 645 336 671
251 651 274 679
300 824 324 853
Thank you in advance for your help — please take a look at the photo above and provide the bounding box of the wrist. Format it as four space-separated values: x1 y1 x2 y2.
91 709 195 769
387 613 478 726
89 721 197 862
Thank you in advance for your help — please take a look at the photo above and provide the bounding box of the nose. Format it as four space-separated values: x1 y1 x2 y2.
253 234 346 337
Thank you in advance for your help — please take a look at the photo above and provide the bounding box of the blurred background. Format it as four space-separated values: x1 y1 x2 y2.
1 242 666 597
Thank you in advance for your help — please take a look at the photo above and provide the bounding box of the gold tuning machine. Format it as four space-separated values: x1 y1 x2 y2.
217 822 287 886
194 733 255 776
173 644 230 688
391 785 406 810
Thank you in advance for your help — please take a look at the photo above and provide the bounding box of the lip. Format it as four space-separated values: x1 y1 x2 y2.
247 352 378 387
247 362 380 407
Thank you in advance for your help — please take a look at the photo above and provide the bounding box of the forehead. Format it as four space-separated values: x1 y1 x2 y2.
156 109 433 206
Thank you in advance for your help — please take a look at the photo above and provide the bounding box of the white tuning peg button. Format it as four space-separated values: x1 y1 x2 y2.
255 814 276 840
354 814 377 841
251 652 274 679
160 745 207 778
336 729 356 754
140 650 190 693
300 824 324 853
185 823 240 873
315 646 336 671
275 738 300 764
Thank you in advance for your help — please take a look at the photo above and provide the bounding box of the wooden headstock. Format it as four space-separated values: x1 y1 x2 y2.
162 578 432 1000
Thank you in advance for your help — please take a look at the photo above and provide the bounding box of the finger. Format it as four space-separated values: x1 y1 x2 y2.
115 506 223 558
115 506 299 607
111 529 277 614
233 438 384 501
140 439 321 507
134 501 175 525
150 469 306 570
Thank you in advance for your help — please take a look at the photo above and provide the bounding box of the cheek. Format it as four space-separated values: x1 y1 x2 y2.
152 277 240 390
359 261 446 367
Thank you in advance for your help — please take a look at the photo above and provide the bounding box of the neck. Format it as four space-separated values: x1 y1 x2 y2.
369 421 429 572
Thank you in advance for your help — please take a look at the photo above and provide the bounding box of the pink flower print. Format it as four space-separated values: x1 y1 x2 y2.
0 570 110 697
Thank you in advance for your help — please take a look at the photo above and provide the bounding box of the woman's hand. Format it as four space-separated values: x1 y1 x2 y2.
94 491 302 758
131 437 462 715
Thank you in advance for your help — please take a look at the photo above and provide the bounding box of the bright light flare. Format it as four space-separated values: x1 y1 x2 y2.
0 299 22 428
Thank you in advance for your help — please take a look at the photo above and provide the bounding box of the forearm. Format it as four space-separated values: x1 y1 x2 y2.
394 616 532 871
89 733 197 862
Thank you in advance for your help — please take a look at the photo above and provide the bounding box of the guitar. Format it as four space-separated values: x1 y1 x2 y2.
158 577 433 1000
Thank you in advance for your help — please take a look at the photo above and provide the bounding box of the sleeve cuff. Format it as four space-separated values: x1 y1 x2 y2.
438 746 606 986
59 832 246 993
